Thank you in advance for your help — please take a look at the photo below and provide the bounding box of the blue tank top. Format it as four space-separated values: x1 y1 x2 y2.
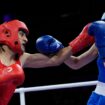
97 57 105 82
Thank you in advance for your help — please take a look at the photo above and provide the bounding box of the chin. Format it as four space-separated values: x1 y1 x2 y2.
22 48 26 52
21 46 26 52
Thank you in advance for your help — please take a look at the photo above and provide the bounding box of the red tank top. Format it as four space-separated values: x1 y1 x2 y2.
0 60 25 105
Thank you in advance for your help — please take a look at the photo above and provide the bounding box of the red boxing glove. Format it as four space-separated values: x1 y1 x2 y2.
69 23 95 54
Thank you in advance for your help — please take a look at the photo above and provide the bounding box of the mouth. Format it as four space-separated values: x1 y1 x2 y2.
22 43 26 47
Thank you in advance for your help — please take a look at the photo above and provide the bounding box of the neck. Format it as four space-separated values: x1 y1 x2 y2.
0 45 16 66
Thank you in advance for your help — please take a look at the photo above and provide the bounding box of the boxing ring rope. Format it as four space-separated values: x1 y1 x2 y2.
15 80 98 105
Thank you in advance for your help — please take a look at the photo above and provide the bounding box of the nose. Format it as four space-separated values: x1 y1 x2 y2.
23 36 28 43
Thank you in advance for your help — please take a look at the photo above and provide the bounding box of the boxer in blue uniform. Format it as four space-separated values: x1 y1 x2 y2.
86 13 105 105
49 12 105 105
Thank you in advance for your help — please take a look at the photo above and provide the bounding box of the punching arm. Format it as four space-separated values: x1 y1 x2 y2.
21 35 72 68
21 46 71 68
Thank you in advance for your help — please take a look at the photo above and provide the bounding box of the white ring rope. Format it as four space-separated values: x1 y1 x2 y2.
14 80 98 105
15 80 97 93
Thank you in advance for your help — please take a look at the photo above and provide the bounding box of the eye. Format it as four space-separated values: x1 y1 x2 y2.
18 30 26 36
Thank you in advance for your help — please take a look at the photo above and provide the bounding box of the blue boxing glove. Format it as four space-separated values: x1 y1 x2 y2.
36 35 64 54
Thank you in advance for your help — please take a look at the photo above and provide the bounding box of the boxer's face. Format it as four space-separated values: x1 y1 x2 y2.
18 30 28 52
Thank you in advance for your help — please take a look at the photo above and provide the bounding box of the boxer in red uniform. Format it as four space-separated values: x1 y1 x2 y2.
0 20 72 105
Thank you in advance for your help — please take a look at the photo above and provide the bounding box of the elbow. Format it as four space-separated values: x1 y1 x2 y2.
52 60 64 66
47 60 62 67
64 60 82 70
67 64 81 70
64 57 82 70
53 61 63 66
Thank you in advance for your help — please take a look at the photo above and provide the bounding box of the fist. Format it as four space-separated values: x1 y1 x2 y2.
36 35 64 54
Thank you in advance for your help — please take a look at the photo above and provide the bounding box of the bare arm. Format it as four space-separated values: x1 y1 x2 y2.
64 44 98 70
20 46 72 68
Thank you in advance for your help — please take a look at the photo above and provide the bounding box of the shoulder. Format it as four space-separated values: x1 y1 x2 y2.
90 20 105 27
19 53 31 67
